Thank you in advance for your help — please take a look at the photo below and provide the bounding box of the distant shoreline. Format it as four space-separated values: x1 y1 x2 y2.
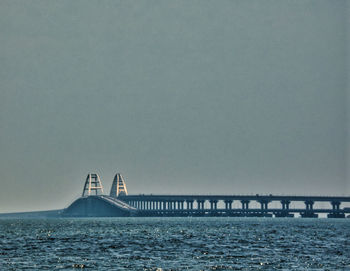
0 209 63 218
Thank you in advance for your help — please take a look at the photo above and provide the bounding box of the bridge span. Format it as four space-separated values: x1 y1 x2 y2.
63 173 350 218
118 194 350 218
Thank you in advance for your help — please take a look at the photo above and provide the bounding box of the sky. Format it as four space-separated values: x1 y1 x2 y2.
0 0 349 212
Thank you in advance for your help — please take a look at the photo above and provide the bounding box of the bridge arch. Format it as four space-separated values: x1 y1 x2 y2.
82 173 104 197
110 173 128 197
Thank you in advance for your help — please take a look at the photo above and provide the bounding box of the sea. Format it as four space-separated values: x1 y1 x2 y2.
0 217 349 270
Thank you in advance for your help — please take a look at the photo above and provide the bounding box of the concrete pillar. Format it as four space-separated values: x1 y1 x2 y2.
197 200 204 209
241 200 250 209
259 200 269 210
224 200 233 210
281 200 290 210
260 201 264 210
186 200 193 209
305 200 314 210
210 200 218 210
331 201 341 211
178 201 184 210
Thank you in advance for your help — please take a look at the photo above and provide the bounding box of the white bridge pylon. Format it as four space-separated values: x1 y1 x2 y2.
82 173 104 196
110 173 128 197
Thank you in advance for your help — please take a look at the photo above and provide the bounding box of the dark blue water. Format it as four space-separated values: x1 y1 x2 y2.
0 218 349 270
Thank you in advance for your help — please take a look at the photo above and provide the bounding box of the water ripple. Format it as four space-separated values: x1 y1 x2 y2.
0 218 349 270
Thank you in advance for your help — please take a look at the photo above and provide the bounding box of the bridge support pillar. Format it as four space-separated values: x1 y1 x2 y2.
328 201 345 218
178 201 184 210
167 201 171 210
186 200 194 210
301 200 317 218
168 201 173 210
197 200 205 210
257 200 270 217
241 200 250 210
210 200 218 210
281 200 290 210
274 200 293 217
224 200 233 210
304 200 314 211
258 200 269 210
331 201 341 211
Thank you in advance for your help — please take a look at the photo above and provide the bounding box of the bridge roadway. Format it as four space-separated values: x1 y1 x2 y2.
63 195 137 217
118 194 350 218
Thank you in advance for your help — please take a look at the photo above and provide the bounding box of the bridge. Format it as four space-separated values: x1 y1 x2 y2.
63 173 350 218
63 174 137 217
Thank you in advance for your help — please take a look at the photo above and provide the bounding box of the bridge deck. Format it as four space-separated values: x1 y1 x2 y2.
119 194 350 202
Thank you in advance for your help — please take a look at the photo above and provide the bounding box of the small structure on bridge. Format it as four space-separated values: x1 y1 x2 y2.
110 173 128 197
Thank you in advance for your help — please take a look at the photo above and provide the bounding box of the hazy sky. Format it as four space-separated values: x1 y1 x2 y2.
1 0 349 212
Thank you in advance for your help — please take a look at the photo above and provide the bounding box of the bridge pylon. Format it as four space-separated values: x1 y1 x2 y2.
82 173 104 197
110 173 128 197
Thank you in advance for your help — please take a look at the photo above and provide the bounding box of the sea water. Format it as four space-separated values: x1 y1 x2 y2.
0 217 349 270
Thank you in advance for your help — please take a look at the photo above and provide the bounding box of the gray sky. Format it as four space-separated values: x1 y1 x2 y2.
0 0 349 212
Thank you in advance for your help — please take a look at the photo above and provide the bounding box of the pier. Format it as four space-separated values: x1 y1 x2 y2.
63 173 350 218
